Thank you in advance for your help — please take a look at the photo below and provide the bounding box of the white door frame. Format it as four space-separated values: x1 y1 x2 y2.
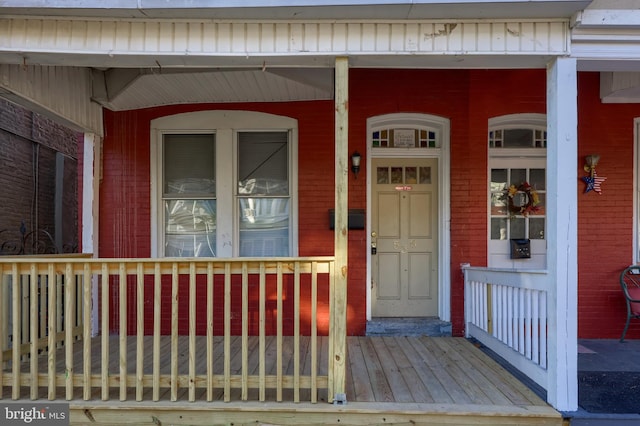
365 113 451 321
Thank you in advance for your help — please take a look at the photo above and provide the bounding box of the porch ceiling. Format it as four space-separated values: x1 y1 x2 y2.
92 68 335 111
88 54 566 111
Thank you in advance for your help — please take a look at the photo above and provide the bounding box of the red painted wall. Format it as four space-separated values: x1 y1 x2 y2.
96 69 640 339
577 72 638 339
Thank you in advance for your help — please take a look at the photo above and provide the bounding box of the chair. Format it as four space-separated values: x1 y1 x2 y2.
620 265 640 342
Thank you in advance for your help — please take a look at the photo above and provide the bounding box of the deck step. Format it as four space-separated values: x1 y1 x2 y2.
68 400 564 426
366 317 452 337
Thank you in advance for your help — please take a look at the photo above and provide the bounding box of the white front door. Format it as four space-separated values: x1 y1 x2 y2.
371 157 439 317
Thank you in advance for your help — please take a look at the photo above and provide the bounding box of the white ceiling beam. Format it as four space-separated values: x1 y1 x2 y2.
0 18 570 69
573 9 640 29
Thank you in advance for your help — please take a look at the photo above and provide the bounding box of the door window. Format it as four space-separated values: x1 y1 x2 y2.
490 167 546 241
488 114 547 268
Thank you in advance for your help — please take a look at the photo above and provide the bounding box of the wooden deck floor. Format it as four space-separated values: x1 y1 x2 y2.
3 336 562 425
346 336 545 405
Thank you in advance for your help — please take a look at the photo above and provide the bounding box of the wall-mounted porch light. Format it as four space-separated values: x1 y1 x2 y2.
351 151 361 179
584 154 600 177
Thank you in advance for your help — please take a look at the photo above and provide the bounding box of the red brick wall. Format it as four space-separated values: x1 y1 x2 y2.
0 98 79 254
97 69 640 339
577 72 638 339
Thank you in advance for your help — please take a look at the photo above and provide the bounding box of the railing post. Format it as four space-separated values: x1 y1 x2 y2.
331 55 349 405
487 284 493 335
463 265 470 338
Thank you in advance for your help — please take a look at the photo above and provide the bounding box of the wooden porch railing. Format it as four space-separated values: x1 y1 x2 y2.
463 266 549 390
0 256 336 403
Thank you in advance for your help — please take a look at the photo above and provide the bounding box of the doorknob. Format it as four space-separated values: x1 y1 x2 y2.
371 231 377 255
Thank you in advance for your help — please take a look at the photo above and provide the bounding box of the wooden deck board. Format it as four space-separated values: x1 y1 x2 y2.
450 337 547 406
382 336 434 403
346 336 375 401
430 336 508 405
408 336 474 404
358 336 395 402
370 337 414 402
394 336 452 403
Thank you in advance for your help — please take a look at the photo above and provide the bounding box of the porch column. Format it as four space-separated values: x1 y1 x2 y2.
546 57 578 411
331 56 349 404
82 132 101 335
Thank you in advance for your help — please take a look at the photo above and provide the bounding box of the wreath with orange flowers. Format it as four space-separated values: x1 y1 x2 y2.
507 182 540 217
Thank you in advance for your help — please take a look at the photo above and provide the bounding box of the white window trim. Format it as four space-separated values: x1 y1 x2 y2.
365 113 451 322
150 110 298 258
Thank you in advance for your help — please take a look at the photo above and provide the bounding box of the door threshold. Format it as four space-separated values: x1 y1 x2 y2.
366 317 452 337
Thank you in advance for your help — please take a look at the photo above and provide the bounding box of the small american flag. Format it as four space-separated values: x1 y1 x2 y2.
592 173 606 194
581 173 606 194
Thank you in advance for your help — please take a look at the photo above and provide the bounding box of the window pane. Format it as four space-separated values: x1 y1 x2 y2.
165 199 216 257
238 132 288 195
391 167 403 184
377 167 389 184
491 192 507 215
511 169 526 186
239 198 289 257
164 134 215 196
419 167 431 184
531 192 546 215
392 129 416 148
406 167 417 184
534 130 547 148
491 218 507 240
504 129 533 148
530 168 545 190
491 169 508 191
510 218 526 239
428 131 436 148
529 218 545 240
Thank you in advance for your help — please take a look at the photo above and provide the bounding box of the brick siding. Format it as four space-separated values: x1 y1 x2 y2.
98 69 640 339
0 98 80 254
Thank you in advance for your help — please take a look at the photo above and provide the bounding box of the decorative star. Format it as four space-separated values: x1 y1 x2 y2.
581 173 606 194
582 175 595 192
